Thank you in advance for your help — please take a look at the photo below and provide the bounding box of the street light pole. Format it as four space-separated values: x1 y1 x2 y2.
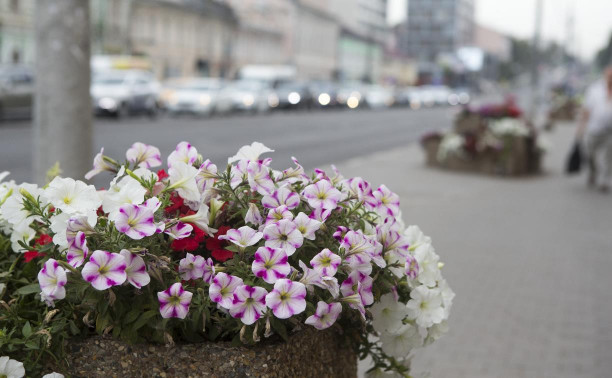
529 0 543 123
33 0 92 183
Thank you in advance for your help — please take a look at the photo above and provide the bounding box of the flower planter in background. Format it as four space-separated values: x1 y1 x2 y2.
63 326 357 378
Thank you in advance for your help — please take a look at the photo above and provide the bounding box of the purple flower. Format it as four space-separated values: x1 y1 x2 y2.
178 253 206 280
293 212 321 240
265 279 307 319
263 219 303 256
202 257 215 283
373 185 400 216
245 203 264 225
209 273 244 309
167 141 197 168
261 187 300 209
157 283 193 319
310 249 341 277
66 231 89 268
340 271 374 307
405 254 419 280
251 246 290 284
310 207 332 223
343 177 378 209
196 159 218 193
120 249 150 289
247 161 275 195
265 205 294 225
126 142 162 168
164 222 193 240
305 301 342 330
229 285 268 325
85 147 115 180
81 250 127 290
37 259 67 306
302 180 343 210
114 198 159 240
218 226 263 248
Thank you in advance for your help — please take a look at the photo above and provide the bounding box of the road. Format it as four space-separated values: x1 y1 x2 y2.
0 107 456 183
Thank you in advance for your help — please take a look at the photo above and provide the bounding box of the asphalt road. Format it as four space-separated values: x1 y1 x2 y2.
0 107 456 184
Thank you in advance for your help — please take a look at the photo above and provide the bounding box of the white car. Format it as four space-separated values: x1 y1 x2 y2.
91 70 159 118
216 80 272 114
363 85 395 109
164 78 224 116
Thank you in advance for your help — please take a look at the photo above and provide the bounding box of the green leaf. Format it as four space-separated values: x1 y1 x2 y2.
132 310 158 331
15 283 41 295
22 321 32 338
24 340 39 350
270 318 288 341
69 320 80 336
95 312 111 334
123 309 141 325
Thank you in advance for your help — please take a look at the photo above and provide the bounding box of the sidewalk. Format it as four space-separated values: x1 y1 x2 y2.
338 124 612 378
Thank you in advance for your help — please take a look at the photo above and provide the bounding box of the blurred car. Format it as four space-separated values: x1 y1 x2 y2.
450 87 471 106
269 81 313 110
91 70 160 118
308 81 339 108
0 66 34 119
163 78 224 116
363 85 395 109
336 83 365 109
216 80 272 114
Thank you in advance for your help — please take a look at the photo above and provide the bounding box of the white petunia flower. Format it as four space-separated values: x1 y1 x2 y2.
370 294 409 334
0 356 24 378
228 141 274 164
413 243 441 287
168 161 201 202
406 285 445 328
379 323 422 359
10 223 35 252
43 177 101 214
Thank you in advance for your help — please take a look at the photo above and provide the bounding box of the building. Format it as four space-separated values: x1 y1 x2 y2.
329 0 389 82
401 0 474 62
0 0 34 65
91 0 238 79
474 24 511 80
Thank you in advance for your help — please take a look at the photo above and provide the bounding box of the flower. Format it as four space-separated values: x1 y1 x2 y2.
10 223 35 252
218 226 263 248
42 373 65 378
229 285 268 325
373 185 400 217
413 243 441 287
406 285 445 328
85 147 116 179
340 271 374 307
114 199 159 240
404 254 419 280
43 177 101 214
157 283 193 319
102 175 147 218
209 273 244 309
265 279 306 319
37 259 67 305
263 219 303 256
201 257 215 283
178 253 206 280
265 205 294 225
245 203 263 225
167 141 198 168
293 212 321 240
168 161 201 202
81 250 127 290
228 141 274 163
179 203 214 236
126 142 162 168
251 246 290 284
305 301 342 330
404 225 431 251
261 187 300 209
343 177 378 208
66 231 89 268
164 222 193 239
370 294 409 334
0 356 25 378
310 248 341 277
380 324 422 358
119 249 150 289
246 161 275 195
302 180 343 210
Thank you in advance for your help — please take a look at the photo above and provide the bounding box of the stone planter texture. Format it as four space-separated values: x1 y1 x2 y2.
63 326 357 378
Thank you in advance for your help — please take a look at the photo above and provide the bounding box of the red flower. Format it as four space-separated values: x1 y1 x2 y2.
205 237 222 251
165 192 185 214
24 251 46 263
211 249 233 262
170 225 207 252
157 169 169 180
35 234 52 246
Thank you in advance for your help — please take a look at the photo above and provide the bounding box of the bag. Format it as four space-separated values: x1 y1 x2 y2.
565 141 582 174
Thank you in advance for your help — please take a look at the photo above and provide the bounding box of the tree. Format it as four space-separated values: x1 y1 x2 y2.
596 32 612 69
33 0 92 183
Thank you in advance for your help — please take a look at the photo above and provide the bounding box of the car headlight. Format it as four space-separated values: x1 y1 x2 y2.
199 94 211 106
98 97 117 110
318 93 331 106
448 94 459 106
268 94 279 108
347 96 359 109
288 92 301 105
242 94 255 107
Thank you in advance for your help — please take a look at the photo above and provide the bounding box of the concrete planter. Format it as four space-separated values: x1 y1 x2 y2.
62 326 357 378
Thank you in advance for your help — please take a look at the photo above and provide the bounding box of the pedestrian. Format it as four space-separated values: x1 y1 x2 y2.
577 65 612 192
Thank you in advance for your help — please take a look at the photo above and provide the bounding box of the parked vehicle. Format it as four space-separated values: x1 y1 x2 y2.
308 81 339 108
336 83 365 109
269 81 313 110
163 78 224 116
216 80 272 114
91 70 160 118
363 85 395 109
0 66 34 120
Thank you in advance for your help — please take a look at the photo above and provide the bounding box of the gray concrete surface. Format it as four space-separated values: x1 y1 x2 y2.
340 124 612 377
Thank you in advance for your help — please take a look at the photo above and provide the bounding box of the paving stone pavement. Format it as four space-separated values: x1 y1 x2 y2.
338 124 612 378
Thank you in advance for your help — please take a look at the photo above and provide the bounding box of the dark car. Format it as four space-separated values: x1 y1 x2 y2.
0 66 34 120
91 70 160 119
269 81 313 110
308 80 339 108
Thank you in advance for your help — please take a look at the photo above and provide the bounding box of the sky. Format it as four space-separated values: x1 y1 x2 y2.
387 0 612 60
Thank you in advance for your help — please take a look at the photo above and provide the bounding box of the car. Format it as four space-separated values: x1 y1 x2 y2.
308 80 339 108
336 82 365 109
163 78 224 117
91 70 160 118
216 80 272 114
363 85 395 109
269 81 313 110
0 66 34 120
